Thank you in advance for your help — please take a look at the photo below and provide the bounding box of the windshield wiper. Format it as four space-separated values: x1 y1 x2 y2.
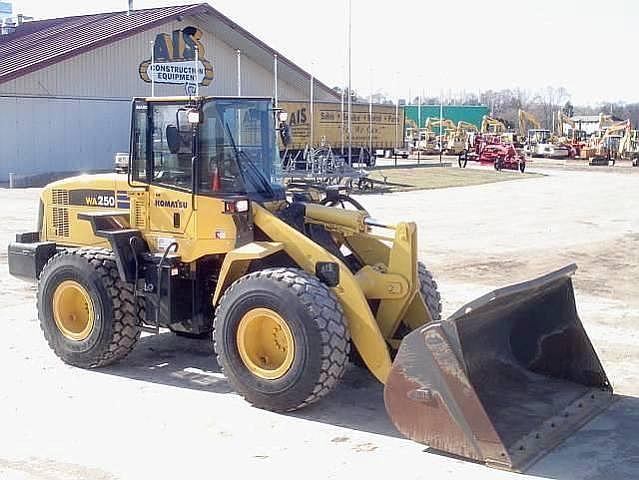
224 121 275 197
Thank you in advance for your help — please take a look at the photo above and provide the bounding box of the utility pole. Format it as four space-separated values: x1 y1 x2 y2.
394 71 399 167
273 53 278 107
150 41 155 97
347 0 352 166
309 66 314 149
236 49 241 96
439 89 443 164
369 67 373 163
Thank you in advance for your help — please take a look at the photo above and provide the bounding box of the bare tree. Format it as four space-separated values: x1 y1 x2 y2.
535 86 569 129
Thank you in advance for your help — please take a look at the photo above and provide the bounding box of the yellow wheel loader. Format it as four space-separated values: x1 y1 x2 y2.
8 96 612 471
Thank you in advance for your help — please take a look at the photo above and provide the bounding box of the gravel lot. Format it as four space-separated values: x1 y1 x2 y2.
1 166 637 480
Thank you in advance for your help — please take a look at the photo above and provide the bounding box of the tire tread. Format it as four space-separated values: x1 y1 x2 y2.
38 247 141 367
214 267 350 411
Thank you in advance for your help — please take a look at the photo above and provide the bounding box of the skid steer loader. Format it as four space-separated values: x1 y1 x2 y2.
8 96 612 471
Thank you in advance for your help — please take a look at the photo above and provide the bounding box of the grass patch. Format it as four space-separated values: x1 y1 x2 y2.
363 166 542 193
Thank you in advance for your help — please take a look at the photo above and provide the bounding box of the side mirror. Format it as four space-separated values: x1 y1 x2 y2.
279 123 292 146
166 125 180 154
277 110 291 146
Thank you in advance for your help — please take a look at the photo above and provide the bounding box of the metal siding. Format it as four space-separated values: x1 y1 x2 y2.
0 97 17 179
0 18 308 99
0 16 332 180
404 105 490 128
0 96 129 180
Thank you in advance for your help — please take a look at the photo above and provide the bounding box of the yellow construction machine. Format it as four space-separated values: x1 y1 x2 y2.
582 120 631 163
8 96 613 471
519 109 570 158
480 115 506 134
445 120 478 155
417 117 455 154
619 128 639 165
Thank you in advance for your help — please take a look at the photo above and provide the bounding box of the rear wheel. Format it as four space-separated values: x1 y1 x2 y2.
214 267 350 411
37 248 141 368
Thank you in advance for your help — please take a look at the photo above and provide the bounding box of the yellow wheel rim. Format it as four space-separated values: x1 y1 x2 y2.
236 308 295 380
52 280 95 341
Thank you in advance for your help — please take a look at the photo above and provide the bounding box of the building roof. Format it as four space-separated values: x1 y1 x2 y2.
571 114 624 123
0 3 339 99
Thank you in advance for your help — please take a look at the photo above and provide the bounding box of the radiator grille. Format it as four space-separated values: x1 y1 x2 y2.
52 207 69 237
51 189 69 205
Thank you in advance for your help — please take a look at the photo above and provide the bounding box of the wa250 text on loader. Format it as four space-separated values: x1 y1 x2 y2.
8 96 612 471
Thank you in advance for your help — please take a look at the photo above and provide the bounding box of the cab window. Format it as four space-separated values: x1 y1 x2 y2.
149 103 194 190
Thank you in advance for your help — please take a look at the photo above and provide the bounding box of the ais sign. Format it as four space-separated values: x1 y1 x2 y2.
139 26 214 86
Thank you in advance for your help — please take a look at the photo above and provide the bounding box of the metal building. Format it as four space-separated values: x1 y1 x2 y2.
404 105 489 129
0 3 338 183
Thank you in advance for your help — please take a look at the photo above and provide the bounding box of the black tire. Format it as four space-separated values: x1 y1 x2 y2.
213 267 350 412
458 151 468 168
37 248 141 368
417 262 442 322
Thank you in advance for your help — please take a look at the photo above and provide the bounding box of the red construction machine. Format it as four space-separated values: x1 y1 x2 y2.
458 133 527 172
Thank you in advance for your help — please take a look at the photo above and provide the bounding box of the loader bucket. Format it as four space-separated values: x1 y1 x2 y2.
384 264 613 471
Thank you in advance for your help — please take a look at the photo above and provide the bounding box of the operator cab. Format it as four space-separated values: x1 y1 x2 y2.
526 129 551 145
129 96 286 203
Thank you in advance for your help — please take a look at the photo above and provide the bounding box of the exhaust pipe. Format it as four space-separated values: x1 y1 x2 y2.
384 264 613 471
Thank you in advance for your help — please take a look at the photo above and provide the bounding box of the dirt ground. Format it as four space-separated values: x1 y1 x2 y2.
0 165 638 480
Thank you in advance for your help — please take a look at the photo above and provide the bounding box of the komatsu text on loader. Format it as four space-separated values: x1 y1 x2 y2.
8 96 613 471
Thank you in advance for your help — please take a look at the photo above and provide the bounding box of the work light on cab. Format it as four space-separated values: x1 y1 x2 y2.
224 199 250 214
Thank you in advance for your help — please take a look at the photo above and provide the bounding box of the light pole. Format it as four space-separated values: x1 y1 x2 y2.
347 0 352 166
439 89 443 164
273 53 278 108
394 71 399 167
309 61 314 150
369 67 373 163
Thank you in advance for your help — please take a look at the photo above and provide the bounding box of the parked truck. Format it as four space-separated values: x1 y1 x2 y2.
278 101 406 166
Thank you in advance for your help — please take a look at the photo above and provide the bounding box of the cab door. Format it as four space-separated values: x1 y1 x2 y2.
144 101 195 237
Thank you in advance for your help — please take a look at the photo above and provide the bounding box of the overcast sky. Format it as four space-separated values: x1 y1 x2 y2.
12 0 639 106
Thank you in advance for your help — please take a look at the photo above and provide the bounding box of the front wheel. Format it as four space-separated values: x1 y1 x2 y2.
417 262 442 322
214 268 350 412
37 248 141 368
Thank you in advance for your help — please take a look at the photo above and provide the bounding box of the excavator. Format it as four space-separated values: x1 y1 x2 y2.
555 110 587 157
582 120 632 164
445 120 478 155
480 115 506 134
619 127 639 165
416 117 454 154
7 95 612 472
519 109 570 158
